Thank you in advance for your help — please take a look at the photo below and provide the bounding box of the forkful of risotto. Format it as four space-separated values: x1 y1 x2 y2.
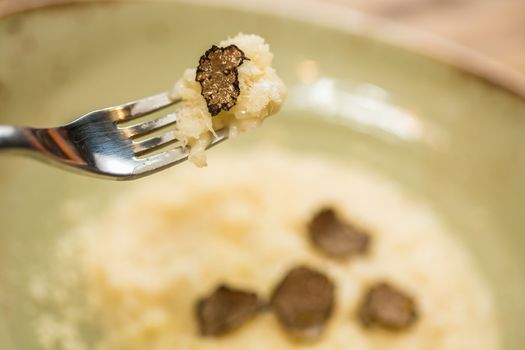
0 33 287 179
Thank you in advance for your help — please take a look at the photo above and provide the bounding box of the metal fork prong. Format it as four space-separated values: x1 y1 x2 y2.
133 130 178 154
132 128 230 177
133 146 190 176
210 127 229 145
111 92 179 122
122 113 178 138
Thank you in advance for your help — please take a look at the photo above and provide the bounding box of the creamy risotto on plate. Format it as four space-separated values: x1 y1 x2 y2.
31 149 500 350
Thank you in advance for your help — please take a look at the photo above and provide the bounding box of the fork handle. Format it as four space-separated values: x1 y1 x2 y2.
0 125 33 151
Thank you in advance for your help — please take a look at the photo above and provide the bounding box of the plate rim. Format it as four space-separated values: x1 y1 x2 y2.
2 0 525 100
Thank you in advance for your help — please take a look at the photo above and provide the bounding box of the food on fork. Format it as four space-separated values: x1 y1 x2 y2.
195 45 248 116
0 35 285 178
170 33 287 166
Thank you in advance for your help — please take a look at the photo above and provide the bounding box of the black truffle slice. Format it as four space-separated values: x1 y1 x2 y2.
270 266 335 341
358 282 419 331
196 285 263 336
195 44 247 116
308 208 370 259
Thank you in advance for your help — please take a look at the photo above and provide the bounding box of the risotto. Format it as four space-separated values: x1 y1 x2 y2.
169 34 287 166
32 149 500 350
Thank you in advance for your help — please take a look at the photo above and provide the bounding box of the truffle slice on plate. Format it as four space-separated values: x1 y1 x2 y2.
270 266 335 341
196 285 263 336
358 282 419 331
308 207 370 259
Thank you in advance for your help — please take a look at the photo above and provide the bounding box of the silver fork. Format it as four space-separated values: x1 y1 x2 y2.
0 92 228 180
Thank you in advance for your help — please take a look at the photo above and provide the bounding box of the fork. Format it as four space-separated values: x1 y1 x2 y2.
0 92 228 180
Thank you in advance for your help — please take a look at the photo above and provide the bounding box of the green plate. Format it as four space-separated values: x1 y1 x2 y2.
0 1 524 348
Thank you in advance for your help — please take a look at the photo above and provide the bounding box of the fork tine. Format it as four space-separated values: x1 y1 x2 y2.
133 130 178 154
210 127 229 145
133 126 229 155
133 146 190 176
110 92 179 122
131 128 230 177
121 113 178 138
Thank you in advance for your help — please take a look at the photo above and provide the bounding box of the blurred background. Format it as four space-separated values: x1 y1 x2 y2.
1 0 525 73
341 0 525 73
